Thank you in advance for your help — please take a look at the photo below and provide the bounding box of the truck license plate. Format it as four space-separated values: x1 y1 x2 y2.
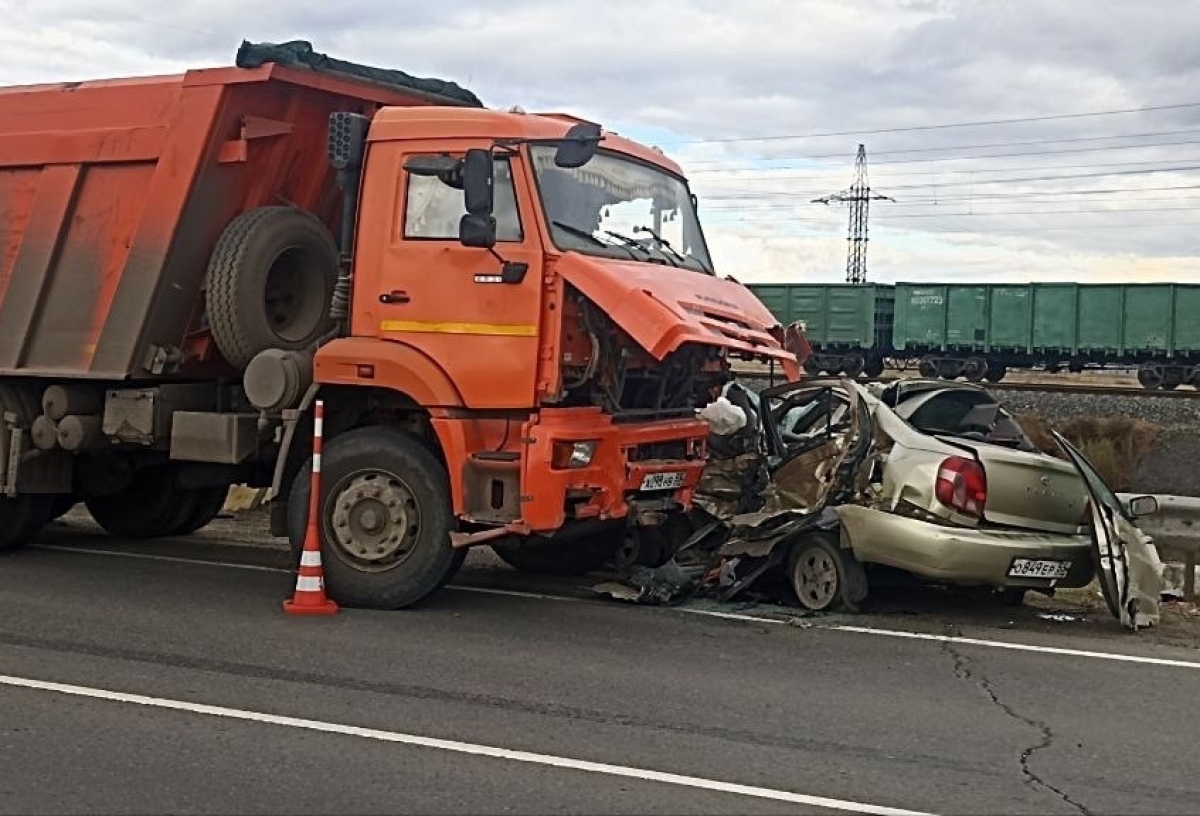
640 471 685 491
1007 558 1072 579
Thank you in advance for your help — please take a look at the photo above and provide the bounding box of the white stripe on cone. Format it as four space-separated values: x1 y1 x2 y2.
312 453 322 473
295 575 323 592
314 417 324 437
300 550 322 567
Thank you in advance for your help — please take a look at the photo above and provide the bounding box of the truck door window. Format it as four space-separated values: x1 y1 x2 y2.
403 157 522 241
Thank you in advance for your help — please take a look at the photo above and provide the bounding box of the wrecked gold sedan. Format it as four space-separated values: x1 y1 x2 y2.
689 378 1163 628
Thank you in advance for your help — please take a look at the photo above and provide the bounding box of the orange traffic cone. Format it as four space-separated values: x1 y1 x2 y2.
284 400 338 616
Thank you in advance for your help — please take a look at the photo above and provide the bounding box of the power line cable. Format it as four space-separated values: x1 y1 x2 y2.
681 128 1200 165
660 101 1200 146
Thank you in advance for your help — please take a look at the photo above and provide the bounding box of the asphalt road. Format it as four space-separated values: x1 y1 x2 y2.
2 521 1199 815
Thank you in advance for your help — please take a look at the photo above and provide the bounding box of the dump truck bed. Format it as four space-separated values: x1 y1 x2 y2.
0 57 472 380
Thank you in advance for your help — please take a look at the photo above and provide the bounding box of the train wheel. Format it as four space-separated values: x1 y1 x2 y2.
983 362 1007 383
1137 364 1164 390
864 356 885 378
841 355 866 379
918 356 938 379
963 357 987 383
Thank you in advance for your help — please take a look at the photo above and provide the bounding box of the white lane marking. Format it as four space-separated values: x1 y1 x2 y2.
825 625 1200 670
30 545 290 573
445 584 584 602
0 673 929 816
679 608 1200 670
30 544 1200 670
677 607 789 625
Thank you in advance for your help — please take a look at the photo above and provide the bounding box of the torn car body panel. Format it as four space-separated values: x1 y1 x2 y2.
1054 432 1165 629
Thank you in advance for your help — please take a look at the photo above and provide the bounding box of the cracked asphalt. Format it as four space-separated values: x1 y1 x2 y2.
2 519 1199 814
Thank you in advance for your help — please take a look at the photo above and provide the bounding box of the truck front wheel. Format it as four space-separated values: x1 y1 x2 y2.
287 427 464 609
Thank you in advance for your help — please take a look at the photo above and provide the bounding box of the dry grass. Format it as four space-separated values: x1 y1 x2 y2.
1016 414 1160 491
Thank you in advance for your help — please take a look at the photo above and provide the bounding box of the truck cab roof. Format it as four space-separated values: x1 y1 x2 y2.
368 107 684 177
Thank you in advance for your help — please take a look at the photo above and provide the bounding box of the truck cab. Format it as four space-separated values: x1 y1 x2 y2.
297 106 796 604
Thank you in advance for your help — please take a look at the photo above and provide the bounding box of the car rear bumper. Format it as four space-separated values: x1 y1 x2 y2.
836 504 1095 589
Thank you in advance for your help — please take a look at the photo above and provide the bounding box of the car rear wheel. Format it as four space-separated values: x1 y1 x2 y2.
787 532 866 612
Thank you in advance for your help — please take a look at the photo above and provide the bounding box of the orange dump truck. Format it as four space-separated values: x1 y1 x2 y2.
0 42 796 608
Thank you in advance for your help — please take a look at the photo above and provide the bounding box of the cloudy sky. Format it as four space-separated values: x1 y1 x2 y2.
5 0 1200 285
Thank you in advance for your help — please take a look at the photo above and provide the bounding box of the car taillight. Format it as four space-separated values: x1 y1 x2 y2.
935 456 987 518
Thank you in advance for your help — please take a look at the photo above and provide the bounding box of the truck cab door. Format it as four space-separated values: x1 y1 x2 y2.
365 149 543 409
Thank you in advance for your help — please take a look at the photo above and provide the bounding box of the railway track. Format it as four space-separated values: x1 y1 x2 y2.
729 368 1200 398
980 380 1198 399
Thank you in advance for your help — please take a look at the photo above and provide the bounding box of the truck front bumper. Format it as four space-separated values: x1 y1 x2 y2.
519 407 709 532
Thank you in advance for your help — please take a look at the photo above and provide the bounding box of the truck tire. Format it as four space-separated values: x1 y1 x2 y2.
286 427 465 609
491 535 613 576
171 485 230 536
0 495 53 551
50 494 77 521
0 382 53 551
206 206 338 370
85 466 192 539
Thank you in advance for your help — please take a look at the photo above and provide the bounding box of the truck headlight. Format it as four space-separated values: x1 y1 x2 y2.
552 440 598 469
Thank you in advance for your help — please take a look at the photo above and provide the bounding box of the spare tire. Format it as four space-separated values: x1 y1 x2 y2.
206 206 338 370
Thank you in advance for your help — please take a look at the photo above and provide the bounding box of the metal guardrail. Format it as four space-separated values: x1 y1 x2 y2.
1120 493 1200 601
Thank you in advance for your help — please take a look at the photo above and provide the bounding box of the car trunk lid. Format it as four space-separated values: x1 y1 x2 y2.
940 438 1088 534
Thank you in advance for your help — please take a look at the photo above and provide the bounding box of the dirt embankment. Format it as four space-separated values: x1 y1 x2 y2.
997 390 1200 497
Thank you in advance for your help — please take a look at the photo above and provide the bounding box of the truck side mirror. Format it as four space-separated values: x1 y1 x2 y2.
459 213 497 249
462 149 494 216
554 122 602 168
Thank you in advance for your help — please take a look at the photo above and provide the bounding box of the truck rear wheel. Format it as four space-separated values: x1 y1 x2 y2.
0 495 53 551
0 382 53 550
85 467 226 539
287 427 465 609
206 206 338 370
86 467 189 539
171 485 230 536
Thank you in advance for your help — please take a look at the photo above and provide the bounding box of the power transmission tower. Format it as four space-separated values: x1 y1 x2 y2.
812 144 893 284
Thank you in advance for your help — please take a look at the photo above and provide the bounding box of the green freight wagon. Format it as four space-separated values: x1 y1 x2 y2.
748 283 894 377
1078 283 1200 388
891 283 1000 381
891 281 1200 388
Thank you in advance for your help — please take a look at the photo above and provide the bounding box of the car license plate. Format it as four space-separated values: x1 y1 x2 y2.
640 471 685 491
1007 558 1072 579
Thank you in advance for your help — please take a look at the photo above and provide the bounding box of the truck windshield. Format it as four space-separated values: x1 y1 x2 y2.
531 145 714 273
